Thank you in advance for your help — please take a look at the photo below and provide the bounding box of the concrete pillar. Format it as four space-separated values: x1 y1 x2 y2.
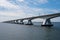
41 19 53 26
20 20 24 24
26 20 33 25
14 20 19 24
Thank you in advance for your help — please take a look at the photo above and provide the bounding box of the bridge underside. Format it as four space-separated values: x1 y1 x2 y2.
41 19 53 26
25 20 33 25
2 13 60 27
3 19 53 27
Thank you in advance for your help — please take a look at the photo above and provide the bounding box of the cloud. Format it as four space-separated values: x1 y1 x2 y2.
32 0 48 4
0 0 19 9
21 6 60 15
18 0 25 2
0 0 60 22
24 0 48 6
7 0 60 15
38 0 48 3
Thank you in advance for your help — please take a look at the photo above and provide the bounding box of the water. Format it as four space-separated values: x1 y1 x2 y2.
0 22 60 40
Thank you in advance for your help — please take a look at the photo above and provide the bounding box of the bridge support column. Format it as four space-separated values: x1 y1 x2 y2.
14 20 19 24
26 20 33 25
41 19 53 26
20 20 24 24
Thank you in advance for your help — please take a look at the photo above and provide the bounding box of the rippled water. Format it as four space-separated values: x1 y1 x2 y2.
0 22 60 40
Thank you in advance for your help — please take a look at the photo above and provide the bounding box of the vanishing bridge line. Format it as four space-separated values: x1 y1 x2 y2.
3 13 60 26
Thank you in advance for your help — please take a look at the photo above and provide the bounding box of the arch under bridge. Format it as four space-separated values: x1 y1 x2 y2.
3 13 60 26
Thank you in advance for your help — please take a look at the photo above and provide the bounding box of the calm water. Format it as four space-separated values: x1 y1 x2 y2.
0 22 60 40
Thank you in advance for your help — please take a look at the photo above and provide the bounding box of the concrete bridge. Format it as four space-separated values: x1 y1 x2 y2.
3 13 60 26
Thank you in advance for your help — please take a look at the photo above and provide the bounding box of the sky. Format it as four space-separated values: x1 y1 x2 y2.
0 0 60 22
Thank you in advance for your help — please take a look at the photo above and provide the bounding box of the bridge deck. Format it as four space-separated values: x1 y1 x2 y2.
3 13 60 22
12 13 60 20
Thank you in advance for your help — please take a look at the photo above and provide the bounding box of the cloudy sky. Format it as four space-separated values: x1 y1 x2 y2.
0 0 60 22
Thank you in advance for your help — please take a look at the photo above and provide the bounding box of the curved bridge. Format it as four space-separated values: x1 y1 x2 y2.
3 13 60 26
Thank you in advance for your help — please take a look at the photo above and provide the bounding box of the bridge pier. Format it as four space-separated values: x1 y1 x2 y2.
14 20 19 24
14 20 24 24
41 19 53 26
19 20 24 24
26 20 33 25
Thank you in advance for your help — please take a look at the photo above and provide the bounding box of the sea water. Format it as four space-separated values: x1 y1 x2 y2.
0 22 60 40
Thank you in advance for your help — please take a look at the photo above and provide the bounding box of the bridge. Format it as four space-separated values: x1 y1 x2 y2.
3 13 60 26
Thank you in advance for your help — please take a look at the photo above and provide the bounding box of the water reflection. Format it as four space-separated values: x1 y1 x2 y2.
41 26 60 40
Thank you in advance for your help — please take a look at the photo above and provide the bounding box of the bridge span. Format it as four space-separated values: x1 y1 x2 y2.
3 13 60 26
